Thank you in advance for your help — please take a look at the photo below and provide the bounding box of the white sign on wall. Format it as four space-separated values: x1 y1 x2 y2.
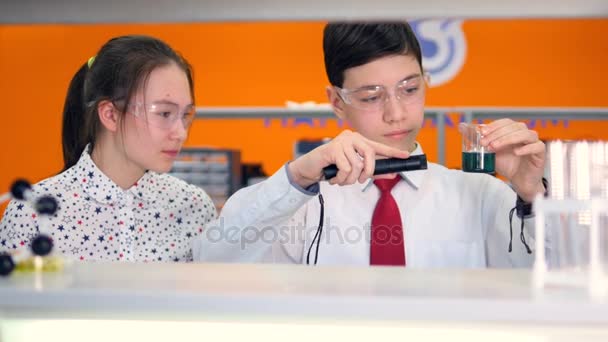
411 19 467 87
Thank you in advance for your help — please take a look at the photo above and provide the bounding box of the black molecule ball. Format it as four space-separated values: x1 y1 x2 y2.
31 235 54 256
10 179 32 201
35 196 59 216
0 253 15 276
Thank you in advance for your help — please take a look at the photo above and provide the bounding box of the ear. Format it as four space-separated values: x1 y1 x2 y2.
326 85 347 121
97 100 120 133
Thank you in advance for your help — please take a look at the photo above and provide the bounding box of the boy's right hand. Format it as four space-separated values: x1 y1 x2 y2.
288 130 409 188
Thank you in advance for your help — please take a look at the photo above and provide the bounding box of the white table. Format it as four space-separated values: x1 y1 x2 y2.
1 262 607 341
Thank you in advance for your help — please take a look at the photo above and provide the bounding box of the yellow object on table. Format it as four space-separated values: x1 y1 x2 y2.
14 256 64 273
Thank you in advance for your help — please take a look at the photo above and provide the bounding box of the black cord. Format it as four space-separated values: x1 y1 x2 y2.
509 205 532 254
520 219 532 254
306 193 325 265
508 207 515 253
507 178 549 254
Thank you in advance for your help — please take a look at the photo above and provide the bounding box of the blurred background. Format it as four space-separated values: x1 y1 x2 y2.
1 1 607 211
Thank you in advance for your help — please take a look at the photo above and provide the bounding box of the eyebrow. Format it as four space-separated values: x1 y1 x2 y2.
399 73 422 83
351 73 422 91
150 99 194 108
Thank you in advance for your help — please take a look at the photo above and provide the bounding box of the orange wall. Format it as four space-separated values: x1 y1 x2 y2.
1 19 608 216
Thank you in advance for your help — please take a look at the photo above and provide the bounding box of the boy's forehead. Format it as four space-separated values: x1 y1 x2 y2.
342 54 420 88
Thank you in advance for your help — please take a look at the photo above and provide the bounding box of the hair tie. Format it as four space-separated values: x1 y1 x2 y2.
87 56 96 69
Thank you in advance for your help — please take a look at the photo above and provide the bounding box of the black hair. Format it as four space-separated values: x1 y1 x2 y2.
61 35 194 171
323 22 423 87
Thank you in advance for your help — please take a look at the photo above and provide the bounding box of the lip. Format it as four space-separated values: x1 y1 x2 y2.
162 150 180 158
384 129 410 139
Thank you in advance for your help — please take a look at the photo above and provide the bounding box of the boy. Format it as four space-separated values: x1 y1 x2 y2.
194 22 548 267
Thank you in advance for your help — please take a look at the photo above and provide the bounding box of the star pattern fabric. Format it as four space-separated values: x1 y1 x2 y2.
0 147 217 262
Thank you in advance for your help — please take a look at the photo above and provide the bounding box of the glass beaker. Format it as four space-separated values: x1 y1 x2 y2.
459 123 495 174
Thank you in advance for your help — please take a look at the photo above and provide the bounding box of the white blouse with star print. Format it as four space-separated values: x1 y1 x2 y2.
0 147 217 262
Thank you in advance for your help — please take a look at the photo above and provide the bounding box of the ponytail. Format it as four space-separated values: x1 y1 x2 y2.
61 63 89 172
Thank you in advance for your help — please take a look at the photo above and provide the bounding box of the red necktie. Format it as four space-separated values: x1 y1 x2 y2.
370 177 406 266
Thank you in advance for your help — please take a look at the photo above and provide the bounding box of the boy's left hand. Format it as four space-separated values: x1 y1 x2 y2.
480 119 546 202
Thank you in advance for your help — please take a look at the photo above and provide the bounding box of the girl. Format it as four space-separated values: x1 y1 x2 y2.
0 35 217 262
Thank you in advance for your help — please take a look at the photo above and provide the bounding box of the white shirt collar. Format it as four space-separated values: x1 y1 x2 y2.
359 142 427 192
73 145 157 205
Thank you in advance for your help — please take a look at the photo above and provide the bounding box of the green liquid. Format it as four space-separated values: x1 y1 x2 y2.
462 152 495 173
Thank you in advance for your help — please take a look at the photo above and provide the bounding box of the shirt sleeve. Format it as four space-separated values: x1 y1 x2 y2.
0 199 40 252
192 164 315 263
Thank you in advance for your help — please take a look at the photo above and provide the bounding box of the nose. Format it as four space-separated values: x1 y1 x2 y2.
169 118 188 142
382 92 407 123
